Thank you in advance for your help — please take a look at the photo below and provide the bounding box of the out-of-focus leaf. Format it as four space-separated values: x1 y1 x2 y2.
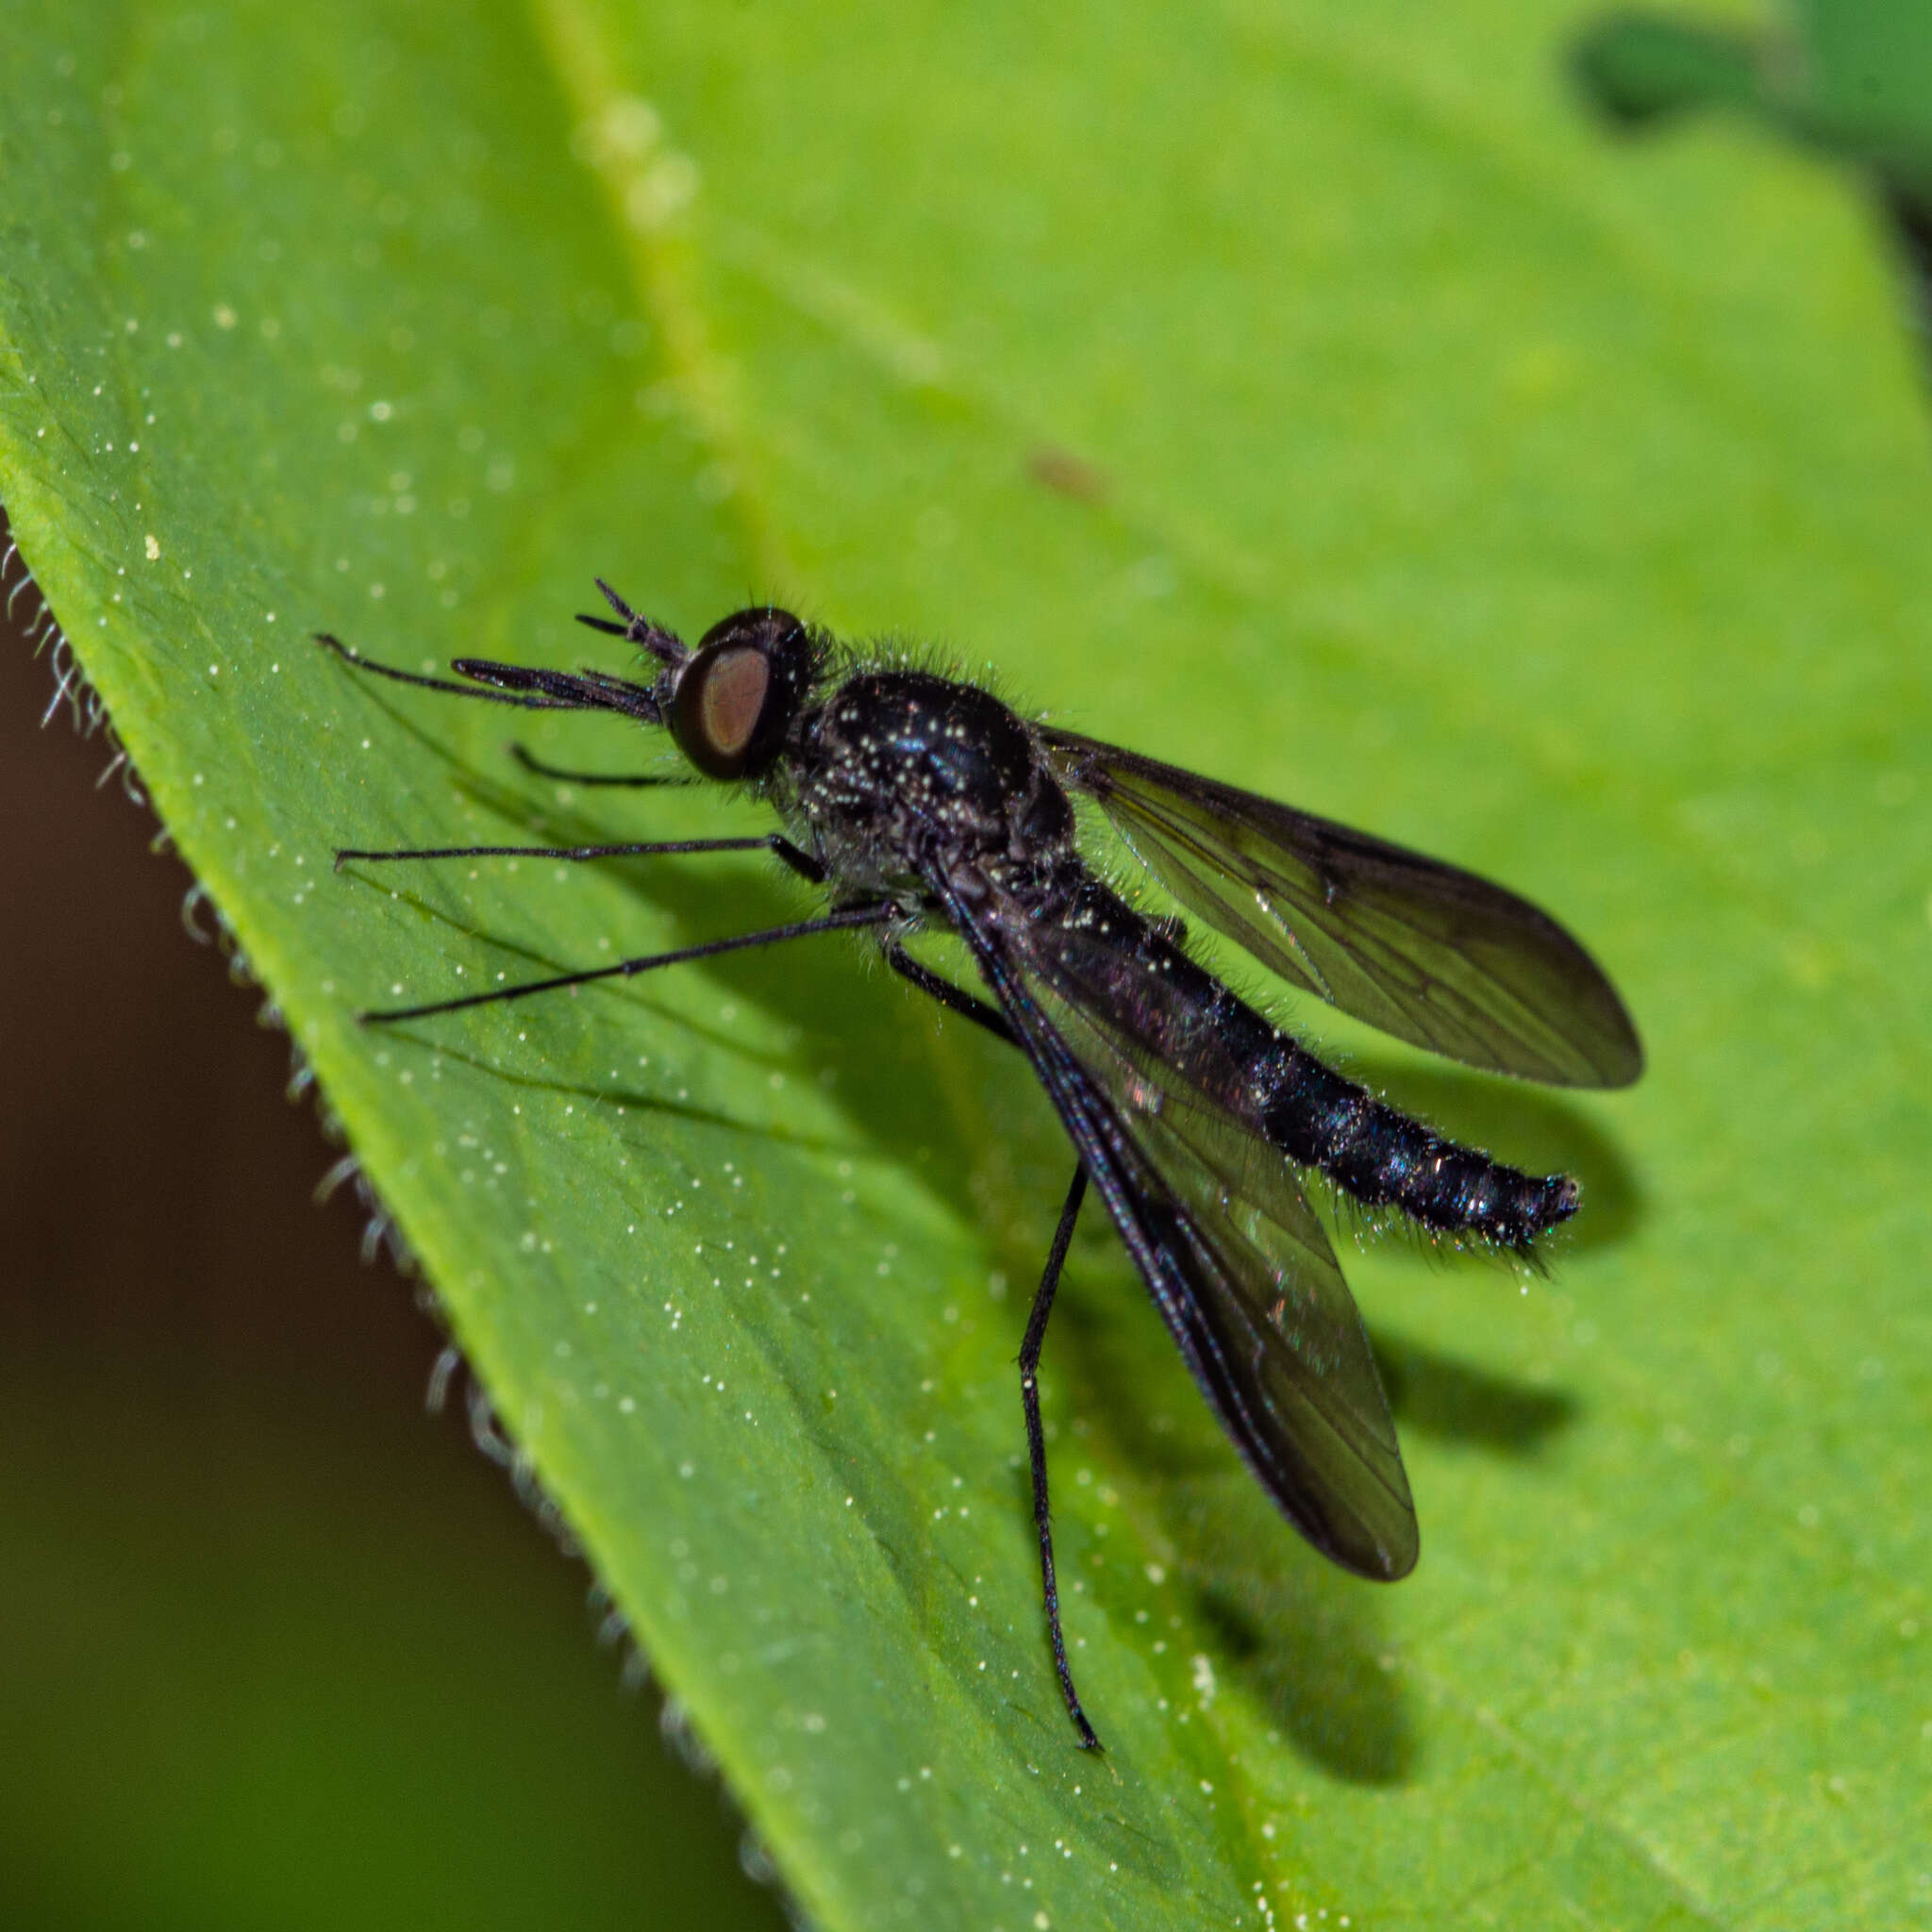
1574 2 1932 327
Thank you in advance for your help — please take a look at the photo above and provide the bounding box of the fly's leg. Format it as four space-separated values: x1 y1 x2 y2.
508 743 701 788
1021 1164 1100 1751
336 831 826 883
884 944 1018 1045
356 904 889 1024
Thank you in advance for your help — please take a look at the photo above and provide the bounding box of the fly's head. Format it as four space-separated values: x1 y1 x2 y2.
576 582 821 779
667 608 821 781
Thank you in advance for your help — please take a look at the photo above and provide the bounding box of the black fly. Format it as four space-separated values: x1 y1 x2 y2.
322 582 1642 1750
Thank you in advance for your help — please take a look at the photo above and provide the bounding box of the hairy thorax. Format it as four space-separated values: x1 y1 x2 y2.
782 671 1077 905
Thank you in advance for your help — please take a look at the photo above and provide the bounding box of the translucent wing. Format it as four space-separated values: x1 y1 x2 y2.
943 889 1418 1580
1042 727 1642 1089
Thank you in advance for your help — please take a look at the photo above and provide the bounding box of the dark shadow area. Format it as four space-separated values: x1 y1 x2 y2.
1194 1566 1413 1786
1371 1324 1579 1456
1885 187 1932 359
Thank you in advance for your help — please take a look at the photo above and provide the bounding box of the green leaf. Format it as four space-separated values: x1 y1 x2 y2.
5 2 1929 1926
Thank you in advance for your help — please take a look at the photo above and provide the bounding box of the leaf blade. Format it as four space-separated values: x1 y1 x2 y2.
4 2 1929 1927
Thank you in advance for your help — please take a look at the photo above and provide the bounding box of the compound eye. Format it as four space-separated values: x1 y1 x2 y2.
674 643 773 778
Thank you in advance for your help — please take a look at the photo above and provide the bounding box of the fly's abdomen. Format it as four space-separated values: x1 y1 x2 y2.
1042 877 1579 1249
1257 1048 1576 1248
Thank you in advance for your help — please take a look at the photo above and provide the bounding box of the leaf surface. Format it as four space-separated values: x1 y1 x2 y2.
4 3 1929 1925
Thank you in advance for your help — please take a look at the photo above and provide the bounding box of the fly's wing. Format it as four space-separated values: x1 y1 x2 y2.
941 887 1418 1580
1042 727 1642 1089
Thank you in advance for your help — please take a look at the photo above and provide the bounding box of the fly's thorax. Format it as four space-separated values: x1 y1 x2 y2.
793 669 1076 882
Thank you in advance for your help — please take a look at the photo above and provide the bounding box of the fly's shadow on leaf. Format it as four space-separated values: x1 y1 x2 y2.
1370 1326 1579 1457
1188 1500 1416 1786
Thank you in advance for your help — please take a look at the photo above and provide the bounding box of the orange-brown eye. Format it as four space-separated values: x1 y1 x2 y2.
673 643 774 778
